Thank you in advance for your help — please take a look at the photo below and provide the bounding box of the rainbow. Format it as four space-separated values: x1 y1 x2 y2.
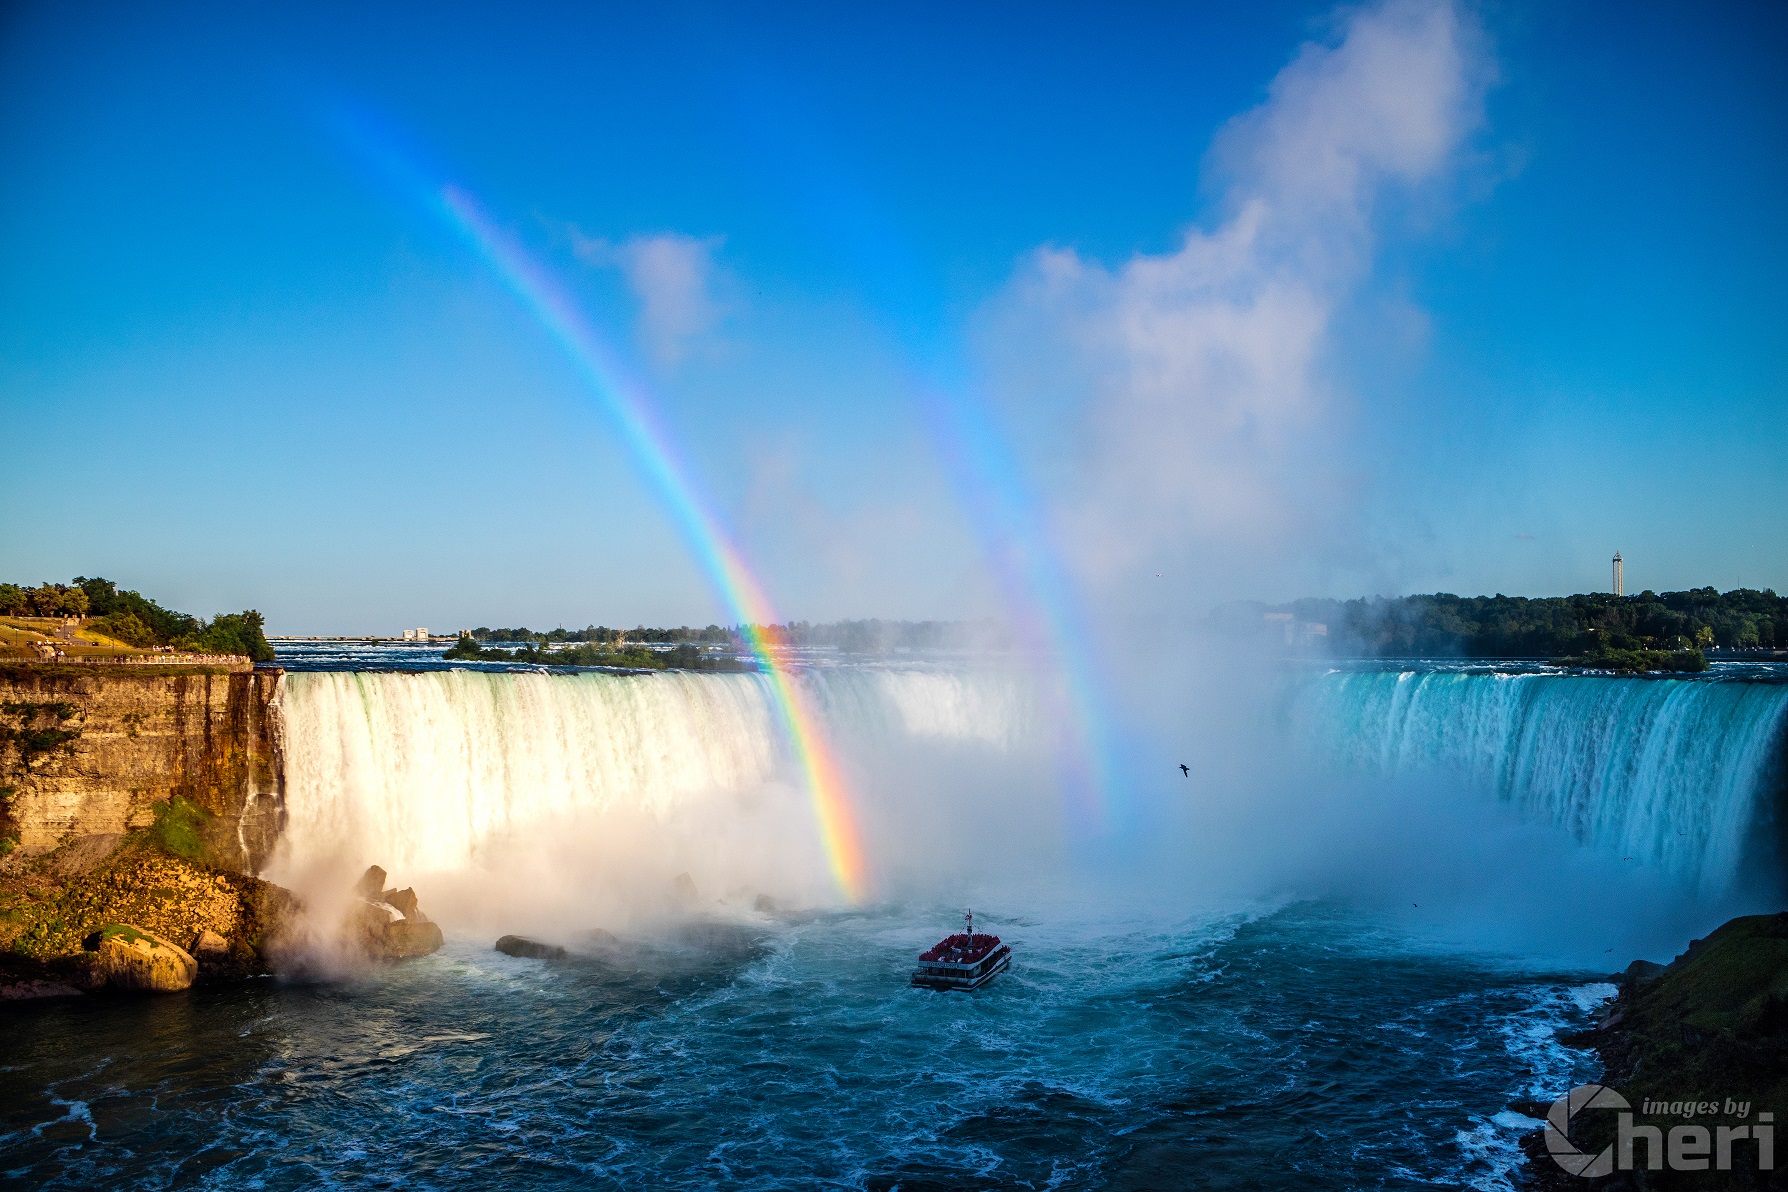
435 186 870 902
918 387 1118 831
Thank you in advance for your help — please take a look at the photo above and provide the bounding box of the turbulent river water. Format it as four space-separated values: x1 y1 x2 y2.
3 652 1784 1190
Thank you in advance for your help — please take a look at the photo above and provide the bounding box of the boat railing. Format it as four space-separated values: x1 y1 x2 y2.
914 942 1010 974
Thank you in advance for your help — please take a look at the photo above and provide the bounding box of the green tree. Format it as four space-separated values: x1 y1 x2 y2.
92 611 156 647
175 611 274 662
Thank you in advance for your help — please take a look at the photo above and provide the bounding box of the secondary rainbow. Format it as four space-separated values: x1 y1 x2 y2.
436 185 870 902
919 387 1119 831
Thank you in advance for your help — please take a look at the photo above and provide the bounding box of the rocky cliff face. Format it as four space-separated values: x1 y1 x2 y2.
0 664 451 998
0 663 283 874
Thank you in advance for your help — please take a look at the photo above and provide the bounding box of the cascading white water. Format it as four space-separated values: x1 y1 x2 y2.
1294 669 1788 894
267 666 1043 924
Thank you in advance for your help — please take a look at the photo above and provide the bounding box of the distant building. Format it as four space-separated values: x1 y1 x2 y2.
1612 552 1623 597
401 628 431 642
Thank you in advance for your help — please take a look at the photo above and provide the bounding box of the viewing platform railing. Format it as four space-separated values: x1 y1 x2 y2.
35 653 256 672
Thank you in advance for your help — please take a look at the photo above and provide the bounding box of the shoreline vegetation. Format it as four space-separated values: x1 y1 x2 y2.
0 578 274 664
459 619 1005 654
440 618 1011 668
1227 587 1785 673
443 632 755 671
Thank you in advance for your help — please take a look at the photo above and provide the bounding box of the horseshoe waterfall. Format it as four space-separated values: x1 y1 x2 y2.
1292 669 1788 898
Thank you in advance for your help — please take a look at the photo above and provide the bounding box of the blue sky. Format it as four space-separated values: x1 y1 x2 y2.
1 1 1783 632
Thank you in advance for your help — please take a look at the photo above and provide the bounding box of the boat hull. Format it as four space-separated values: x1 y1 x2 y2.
910 945 1011 991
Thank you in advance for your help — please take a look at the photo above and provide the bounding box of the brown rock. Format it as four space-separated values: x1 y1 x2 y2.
382 887 420 920
190 928 229 958
344 898 443 960
346 899 399 952
0 667 282 872
0 979 85 1000
354 865 388 900
494 934 567 960
87 923 196 991
383 919 445 958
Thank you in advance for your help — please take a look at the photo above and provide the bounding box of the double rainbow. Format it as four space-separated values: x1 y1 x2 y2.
920 388 1118 831
438 187 870 903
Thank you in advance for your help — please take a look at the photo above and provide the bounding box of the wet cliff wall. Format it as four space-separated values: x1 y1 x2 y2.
0 664 283 874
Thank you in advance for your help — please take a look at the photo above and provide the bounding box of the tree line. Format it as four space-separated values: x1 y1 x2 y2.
465 618 1002 653
444 634 753 671
0 578 275 663
1222 588 1788 661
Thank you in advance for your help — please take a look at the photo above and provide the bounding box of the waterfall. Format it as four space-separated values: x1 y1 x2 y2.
1294 669 1788 894
268 666 1040 910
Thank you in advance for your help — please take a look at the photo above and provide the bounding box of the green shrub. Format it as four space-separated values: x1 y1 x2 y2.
0 705 82 769
91 611 156 647
149 796 209 863
1553 647 1708 674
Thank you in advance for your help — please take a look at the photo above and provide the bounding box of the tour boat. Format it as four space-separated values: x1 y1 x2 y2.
911 910 1011 991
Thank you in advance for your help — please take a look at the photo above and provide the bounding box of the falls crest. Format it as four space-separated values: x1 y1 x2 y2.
268 667 1040 912
1295 670 1788 894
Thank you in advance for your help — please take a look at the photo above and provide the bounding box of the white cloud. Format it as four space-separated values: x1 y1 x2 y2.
572 230 727 365
982 0 1489 588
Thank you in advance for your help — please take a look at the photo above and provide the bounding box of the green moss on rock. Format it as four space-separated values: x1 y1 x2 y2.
0 836 296 982
148 796 209 863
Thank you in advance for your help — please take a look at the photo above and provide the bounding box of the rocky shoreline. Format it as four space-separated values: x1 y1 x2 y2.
1519 912 1788 1190
1 832 444 999
0 830 298 996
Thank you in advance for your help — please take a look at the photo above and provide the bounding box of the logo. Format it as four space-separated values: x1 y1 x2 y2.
1546 1084 1628 1177
1543 1084 1775 1176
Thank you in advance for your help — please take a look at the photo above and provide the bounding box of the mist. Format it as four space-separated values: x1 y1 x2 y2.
254 1 1770 979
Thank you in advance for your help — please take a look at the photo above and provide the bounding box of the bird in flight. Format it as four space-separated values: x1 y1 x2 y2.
1179 763 1189 777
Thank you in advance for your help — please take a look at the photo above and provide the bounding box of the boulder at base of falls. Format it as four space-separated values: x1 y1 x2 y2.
346 866 444 960
85 924 197 992
382 887 420 919
0 977 86 1000
190 928 230 960
495 935 569 960
354 865 388 900
383 918 446 958
575 927 623 956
